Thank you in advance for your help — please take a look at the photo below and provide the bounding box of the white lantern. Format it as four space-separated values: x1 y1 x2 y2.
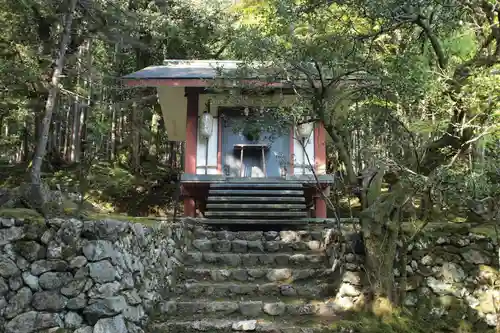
200 112 214 138
296 121 314 139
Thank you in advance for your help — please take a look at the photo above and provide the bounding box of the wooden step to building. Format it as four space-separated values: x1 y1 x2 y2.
205 211 308 218
192 218 311 225
206 203 306 210
210 182 304 189
209 189 304 196
207 196 306 203
203 181 309 223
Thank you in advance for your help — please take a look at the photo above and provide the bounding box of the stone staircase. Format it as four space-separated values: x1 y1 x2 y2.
150 225 351 332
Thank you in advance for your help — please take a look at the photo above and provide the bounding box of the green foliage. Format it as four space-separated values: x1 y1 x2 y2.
229 0 499 212
0 0 236 167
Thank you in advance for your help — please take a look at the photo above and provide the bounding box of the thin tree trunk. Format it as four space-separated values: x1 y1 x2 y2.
72 44 86 162
22 123 29 162
149 111 160 159
63 101 72 161
80 39 92 160
110 42 119 161
30 0 79 208
120 111 126 148
0 117 5 137
55 94 63 157
131 103 141 170
110 102 117 161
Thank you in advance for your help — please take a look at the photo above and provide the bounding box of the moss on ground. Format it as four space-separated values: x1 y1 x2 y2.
0 208 172 227
0 208 44 221
400 219 498 240
327 307 493 333
86 212 164 227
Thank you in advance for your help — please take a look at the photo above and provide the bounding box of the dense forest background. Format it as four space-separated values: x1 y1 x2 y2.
0 0 240 215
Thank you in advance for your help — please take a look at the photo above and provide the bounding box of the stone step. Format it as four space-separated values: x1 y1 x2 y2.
157 300 338 319
191 238 327 253
192 229 329 242
183 268 336 283
209 189 304 196
184 252 328 268
206 203 307 210
204 211 308 218
210 183 305 189
150 318 334 332
177 282 336 299
207 196 306 203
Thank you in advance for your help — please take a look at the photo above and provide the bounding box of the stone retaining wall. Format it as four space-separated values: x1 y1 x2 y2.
0 217 191 333
325 227 499 329
1 216 499 332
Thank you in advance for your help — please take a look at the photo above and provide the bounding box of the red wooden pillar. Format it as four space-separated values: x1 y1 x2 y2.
288 125 294 176
314 121 327 218
183 88 198 217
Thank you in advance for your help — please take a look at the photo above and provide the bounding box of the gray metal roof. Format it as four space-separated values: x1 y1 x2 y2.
123 60 249 80
122 59 370 84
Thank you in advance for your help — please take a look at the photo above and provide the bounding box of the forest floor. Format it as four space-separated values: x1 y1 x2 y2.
0 161 180 218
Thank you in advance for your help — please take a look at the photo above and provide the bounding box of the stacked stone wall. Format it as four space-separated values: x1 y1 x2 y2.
1 217 499 332
0 217 191 333
325 227 498 329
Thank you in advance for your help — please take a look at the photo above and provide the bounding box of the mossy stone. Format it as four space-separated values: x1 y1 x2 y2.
14 240 46 261
23 221 48 241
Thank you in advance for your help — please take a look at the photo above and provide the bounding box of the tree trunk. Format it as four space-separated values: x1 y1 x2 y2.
22 123 29 162
120 111 126 150
29 0 79 210
364 223 399 307
324 124 357 186
71 99 81 162
359 168 409 312
131 103 141 170
81 39 92 160
0 117 4 137
110 104 117 161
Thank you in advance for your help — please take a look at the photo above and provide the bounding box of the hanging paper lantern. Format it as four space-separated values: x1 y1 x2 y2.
296 121 314 139
200 112 214 138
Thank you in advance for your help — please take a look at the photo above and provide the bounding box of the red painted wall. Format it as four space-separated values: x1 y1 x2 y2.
184 88 198 173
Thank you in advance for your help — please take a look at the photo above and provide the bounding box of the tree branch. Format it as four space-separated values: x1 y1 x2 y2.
415 15 447 69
